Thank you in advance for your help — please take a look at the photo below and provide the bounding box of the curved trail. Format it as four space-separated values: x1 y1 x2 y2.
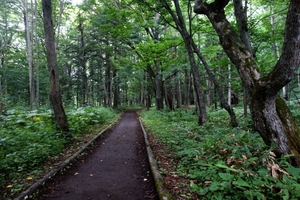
38 110 159 200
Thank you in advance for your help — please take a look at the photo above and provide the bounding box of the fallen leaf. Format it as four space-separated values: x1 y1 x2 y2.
74 172 79 175
89 174 93 177
7 185 13 188
27 177 33 181
204 181 212 185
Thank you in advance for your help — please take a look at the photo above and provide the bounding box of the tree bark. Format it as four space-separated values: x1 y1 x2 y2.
24 0 35 110
112 68 119 108
78 19 88 106
194 0 300 166
184 69 190 110
233 0 252 117
163 0 207 124
105 51 111 107
155 60 164 110
176 72 182 108
42 0 69 132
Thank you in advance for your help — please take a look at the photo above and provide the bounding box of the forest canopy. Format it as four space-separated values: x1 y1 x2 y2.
2 0 300 199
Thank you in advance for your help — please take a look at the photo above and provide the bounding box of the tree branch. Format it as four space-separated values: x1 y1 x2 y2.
194 0 208 14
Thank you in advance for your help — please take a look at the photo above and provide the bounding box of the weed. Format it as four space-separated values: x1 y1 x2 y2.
0 106 116 199
140 107 300 199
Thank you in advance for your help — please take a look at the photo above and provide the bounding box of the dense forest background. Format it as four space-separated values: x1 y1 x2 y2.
2 0 300 199
1 0 297 112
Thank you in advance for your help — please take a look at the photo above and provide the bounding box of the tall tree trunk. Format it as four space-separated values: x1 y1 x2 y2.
184 69 190 110
55 0 64 51
228 64 231 106
34 0 39 109
105 55 111 107
24 0 34 110
0 5 10 114
176 72 182 108
155 60 164 110
206 79 212 106
65 62 72 103
112 68 119 108
42 0 69 132
164 0 207 124
78 20 88 106
233 0 253 117
0 77 3 114
270 1 288 101
194 0 300 166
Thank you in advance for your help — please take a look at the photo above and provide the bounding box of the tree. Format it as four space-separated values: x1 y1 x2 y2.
23 0 35 110
194 0 300 166
159 0 239 126
42 0 69 132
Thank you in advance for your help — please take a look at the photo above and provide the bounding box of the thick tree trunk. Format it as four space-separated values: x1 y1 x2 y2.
194 0 300 166
42 0 69 132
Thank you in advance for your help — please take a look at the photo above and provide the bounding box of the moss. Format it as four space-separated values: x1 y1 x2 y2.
276 96 300 166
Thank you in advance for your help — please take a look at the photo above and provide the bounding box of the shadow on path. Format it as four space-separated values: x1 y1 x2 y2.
38 110 159 200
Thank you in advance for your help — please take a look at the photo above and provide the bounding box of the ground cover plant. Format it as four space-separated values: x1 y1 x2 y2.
0 106 117 199
140 107 300 200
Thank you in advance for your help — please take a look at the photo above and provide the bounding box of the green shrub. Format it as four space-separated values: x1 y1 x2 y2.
140 107 300 199
0 106 116 198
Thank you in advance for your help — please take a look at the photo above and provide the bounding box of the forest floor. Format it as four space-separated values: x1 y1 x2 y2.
35 110 159 200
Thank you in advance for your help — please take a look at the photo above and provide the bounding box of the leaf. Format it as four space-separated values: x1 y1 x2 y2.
209 182 219 192
7 185 13 188
218 173 234 181
285 166 300 177
26 177 33 181
215 163 229 169
215 163 238 172
233 178 250 188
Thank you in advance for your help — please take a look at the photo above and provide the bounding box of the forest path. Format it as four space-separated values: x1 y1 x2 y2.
38 110 159 200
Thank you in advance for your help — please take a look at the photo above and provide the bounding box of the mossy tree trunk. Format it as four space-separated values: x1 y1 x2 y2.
194 0 300 166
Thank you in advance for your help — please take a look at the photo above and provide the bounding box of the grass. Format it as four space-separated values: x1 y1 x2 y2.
0 106 118 199
140 106 300 200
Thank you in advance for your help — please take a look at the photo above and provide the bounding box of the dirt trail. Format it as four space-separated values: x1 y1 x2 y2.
37 110 159 200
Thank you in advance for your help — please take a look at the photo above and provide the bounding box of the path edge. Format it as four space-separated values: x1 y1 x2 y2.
14 118 119 200
139 117 175 200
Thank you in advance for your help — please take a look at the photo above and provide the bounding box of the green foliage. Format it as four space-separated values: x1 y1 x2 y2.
0 106 116 198
67 106 116 136
140 108 300 199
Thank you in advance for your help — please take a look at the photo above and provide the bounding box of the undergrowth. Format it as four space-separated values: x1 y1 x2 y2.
0 106 116 199
140 107 300 200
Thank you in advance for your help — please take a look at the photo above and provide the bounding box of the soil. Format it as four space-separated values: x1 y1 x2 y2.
36 110 159 200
